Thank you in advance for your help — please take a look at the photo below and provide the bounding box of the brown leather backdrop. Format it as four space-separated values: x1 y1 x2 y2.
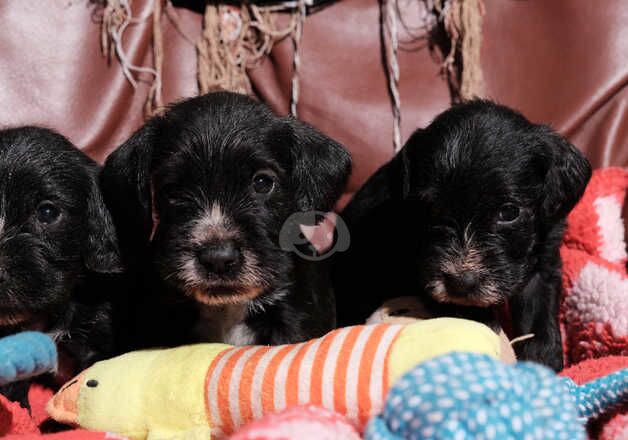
0 0 626 206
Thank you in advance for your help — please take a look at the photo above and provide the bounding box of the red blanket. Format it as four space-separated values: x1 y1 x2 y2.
560 167 628 364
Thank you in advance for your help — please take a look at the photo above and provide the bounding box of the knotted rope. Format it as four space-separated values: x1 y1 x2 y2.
100 0 305 115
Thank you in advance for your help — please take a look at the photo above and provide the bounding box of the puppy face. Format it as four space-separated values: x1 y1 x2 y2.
0 127 121 329
150 120 296 306
399 101 591 307
103 92 350 307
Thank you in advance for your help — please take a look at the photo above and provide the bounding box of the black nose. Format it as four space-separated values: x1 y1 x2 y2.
443 272 479 295
197 242 241 274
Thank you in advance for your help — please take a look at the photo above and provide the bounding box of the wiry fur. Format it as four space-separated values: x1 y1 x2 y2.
0 127 123 406
333 100 591 371
102 92 351 347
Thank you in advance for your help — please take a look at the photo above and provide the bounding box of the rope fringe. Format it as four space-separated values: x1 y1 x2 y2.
101 0 304 115
382 0 402 154
381 0 485 151
146 0 164 114
98 0 485 128
435 0 485 101
197 4 252 95
101 0 161 115
290 0 307 117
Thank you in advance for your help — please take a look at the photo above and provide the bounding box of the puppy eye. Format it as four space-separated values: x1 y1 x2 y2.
497 204 520 223
36 201 61 225
252 171 276 195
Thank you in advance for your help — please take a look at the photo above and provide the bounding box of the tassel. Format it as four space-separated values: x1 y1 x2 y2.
436 0 485 101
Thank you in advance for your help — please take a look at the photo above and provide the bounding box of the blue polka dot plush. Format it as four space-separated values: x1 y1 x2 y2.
0 331 57 386
365 352 585 440
561 367 628 421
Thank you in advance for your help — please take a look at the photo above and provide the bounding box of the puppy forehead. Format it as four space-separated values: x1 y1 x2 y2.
0 145 91 214
416 151 542 219
0 128 92 175
421 123 544 189
156 137 285 186
0 153 89 189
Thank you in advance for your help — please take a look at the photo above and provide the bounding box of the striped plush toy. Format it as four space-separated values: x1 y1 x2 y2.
46 318 506 440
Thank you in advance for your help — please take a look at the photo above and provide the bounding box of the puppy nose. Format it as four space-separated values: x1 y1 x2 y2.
197 242 241 274
443 272 479 295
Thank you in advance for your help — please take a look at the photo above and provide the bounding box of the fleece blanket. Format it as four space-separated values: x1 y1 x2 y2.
560 167 628 365
1 168 626 438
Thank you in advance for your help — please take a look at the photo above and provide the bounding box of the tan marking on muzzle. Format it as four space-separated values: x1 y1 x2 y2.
191 285 263 306
440 246 485 277
430 279 501 307
190 203 240 245
177 248 266 292
432 241 502 307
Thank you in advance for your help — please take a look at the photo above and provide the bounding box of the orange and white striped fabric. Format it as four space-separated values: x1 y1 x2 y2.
204 324 404 438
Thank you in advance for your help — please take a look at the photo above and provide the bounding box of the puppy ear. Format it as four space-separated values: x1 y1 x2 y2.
538 128 592 220
101 120 158 258
394 128 423 199
339 129 421 226
84 171 123 273
287 118 351 216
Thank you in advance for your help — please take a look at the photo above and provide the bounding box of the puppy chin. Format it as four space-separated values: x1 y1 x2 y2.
175 250 269 306
190 285 264 306
426 280 503 308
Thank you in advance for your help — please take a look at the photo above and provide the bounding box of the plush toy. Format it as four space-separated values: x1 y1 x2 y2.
560 355 628 439
366 296 518 365
0 332 57 387
561 367 628 421
229 404 360 440
365 352 628 440
47 318 507 440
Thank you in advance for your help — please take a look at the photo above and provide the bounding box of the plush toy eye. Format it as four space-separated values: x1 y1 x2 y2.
86 379 98 388
252 171 276 195
36 201 61 225
497 204 520 223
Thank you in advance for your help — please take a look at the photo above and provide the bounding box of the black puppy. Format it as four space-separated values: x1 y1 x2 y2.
333 100 591 371
0 127 122 406
102 92 351 346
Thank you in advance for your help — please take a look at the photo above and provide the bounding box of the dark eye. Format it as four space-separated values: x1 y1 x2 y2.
252 171 276 195
36 201 61 225
497 204 520 223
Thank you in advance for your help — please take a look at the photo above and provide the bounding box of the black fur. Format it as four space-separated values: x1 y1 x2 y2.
102 92 351 346
0 127 123 406
333 100 591 371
